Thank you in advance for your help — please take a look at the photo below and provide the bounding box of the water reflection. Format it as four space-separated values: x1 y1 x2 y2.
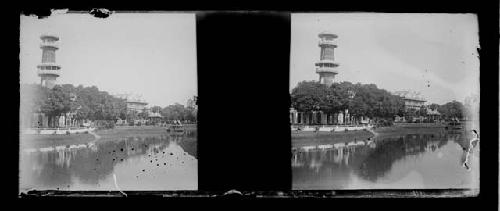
20 131 197 191
292 131 479 190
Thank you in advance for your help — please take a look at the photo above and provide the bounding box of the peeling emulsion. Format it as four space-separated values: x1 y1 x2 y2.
21 8 70 19
462 130 479 171
89 8 113 19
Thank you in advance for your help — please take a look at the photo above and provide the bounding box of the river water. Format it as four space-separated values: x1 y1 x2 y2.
20 131 197 191
292 130 479 190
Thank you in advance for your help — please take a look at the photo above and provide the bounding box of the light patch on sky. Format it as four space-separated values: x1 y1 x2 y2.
20 12 197 108
290 13 479 105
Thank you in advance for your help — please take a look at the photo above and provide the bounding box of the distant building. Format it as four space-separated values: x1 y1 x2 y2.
393 90 426 111
113 94 151 125
426 108 441 121
147 111 163 125
113 94 149 114
126 100 148 113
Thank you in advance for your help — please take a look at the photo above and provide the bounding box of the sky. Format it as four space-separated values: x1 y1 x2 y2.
290 13 480 105
20 12 197 108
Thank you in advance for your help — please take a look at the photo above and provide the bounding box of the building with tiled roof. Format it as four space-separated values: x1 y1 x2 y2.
393 90 426 111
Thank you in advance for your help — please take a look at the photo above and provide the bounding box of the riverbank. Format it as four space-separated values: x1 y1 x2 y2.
291 125 448 148
20 133 96 149
292 130 374 148
20 125 197 149
373 126 446 140
96 126 169 141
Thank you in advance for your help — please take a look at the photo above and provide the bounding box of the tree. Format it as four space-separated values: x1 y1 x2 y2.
20 84 51 127
161 103 186 121
290 80 405 122
429 103 440 111
290 81 329 112
21 83 128 127
37 85 72 127
437 100 465 120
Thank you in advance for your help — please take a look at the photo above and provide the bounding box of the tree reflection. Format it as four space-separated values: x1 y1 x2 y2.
21 133 197 190
355 134 449 182
292 131 462 189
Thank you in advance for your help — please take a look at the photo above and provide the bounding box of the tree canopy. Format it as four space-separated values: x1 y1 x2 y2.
21 84 127 121
290 81 468 120
291 81 405 119
437 100 465 119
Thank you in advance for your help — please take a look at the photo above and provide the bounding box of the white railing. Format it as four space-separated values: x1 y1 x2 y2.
37 69 61 76
319 40 337 46
316 67 338 73
40 42 59 48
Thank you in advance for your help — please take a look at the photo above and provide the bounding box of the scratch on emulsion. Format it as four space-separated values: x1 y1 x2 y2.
463 130 479 171
113 174 128 197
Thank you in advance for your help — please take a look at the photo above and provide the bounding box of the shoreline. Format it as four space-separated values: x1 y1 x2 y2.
20 125 196 149
292 130 374 148
292 125 447 148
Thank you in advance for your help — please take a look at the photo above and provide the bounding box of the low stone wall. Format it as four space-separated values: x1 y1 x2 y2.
22 127 96 135
291 125 373 132
294 139 376 152
393 123 445 128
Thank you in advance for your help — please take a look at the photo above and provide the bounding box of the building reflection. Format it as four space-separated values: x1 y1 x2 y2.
292 131 463 189
20 133 197 190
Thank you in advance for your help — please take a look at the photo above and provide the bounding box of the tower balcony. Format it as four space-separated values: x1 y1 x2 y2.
316 66 338 74
40 42 59 49
38 63 61 69
37 68 61 76
316 60 338 66
318 39 337 47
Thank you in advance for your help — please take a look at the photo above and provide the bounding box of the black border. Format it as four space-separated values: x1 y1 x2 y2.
9 1 499 206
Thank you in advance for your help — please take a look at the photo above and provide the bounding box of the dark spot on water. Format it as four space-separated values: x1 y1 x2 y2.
142 169 145 172
170 152 173 155
164 163 166 165
131 148 134 150
163 152 165 154
120 148 123 152
157 164 159 166
112 158 115 161
120 159 123 162
150 160 152 163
